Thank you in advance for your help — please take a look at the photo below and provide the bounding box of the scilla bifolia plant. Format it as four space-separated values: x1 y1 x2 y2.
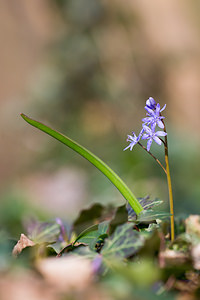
20 114 143 216
124 97 175 241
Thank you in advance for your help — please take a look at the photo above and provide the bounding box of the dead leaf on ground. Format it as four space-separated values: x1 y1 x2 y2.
191 243 200 270
12 234 35 257
0 270 57 300
159 249 190 267
185 215 200 237
36 255 93 291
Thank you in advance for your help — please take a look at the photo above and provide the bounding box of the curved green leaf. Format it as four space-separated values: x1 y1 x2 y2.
20 113 143 215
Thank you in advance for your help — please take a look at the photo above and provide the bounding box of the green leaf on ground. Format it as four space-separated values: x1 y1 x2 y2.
101 223 144 259
47 241 69 254
127 196 163 221
75 225 99 245
71 245 97 260
75 221 109 251
27 222 60 244
137 210 171 222
109 204 128 235
73 203 104 235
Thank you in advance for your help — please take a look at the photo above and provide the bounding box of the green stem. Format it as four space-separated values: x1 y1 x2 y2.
163 122 175 241
20 113 143 215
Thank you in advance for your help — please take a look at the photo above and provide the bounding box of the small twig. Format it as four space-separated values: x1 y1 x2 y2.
159 137 166 145
138 142 167 174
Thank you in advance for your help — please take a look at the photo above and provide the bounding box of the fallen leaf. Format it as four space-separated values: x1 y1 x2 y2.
185 215 200 237
0 270 57 300
36 255 93 291
191 243 200 270
12 234 35 257
159 249 190 267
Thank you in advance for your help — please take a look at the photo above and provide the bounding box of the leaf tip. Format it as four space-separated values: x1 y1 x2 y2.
20 112 26 119
20 113 30 123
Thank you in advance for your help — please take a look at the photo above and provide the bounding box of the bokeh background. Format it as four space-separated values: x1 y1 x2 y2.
1 0 200 237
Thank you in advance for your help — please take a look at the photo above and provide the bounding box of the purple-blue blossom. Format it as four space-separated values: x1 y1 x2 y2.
145 97 157 110
143 102 166 130
123 132 140 151
142 125 167 152
124 97 167 152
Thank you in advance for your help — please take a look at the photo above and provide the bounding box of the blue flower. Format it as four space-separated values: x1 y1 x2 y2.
141 125 167 152
145 97 157 110
143 102 166 130
124 97 167 152
124 132 140 151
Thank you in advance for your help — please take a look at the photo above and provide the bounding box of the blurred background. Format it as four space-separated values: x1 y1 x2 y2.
1 0 200 237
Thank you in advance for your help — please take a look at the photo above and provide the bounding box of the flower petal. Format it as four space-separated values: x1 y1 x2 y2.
153 136 162 145
146 97 156 109
151 122 156 131
156 131 167 137
142 125 151 133
160 104 166 112
147 139 153 151
138 128 144 139
157 119 164 128
142 117 151 123
123 144 131 151
141 134 149 140
155 103 160 115
145 106 154 115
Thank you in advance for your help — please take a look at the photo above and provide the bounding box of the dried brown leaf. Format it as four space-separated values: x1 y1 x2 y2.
12 233 35 257
0 271 57 300
185 215 200 236
191 243 200 270
36 256 93 291
159 249 190 267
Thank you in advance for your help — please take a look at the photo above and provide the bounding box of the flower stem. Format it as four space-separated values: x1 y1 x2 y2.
163 122 175 241
138 142 167 174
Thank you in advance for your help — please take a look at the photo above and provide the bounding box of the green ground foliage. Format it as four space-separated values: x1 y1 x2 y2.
1 197 200 299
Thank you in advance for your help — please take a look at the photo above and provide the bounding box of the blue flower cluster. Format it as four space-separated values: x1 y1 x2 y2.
124 97 167 152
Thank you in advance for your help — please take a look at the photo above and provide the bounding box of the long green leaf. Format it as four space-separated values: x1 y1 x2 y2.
20 113 143 215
